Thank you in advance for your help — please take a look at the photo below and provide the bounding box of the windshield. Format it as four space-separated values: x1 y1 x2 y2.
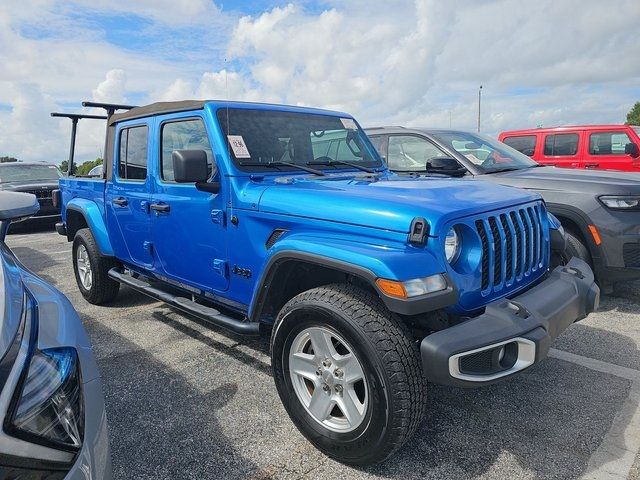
430 131 538 172
0 164 61 183
634 127 640 137
217 109 382 172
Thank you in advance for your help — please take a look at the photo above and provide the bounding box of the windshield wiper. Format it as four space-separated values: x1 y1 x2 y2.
487 167 522 174
307 160 376 173
240 161 325 176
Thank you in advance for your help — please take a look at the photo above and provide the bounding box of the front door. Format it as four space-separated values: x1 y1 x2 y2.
150 115 229 292
585 130 635 171
105 122 153 268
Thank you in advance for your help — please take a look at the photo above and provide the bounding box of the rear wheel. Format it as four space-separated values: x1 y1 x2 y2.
72 228 120 304
271 283 426 466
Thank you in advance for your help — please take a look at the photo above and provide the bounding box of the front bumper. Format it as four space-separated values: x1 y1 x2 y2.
420 258 599 387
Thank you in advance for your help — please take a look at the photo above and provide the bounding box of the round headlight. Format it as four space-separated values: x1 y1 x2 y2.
444 227 460 263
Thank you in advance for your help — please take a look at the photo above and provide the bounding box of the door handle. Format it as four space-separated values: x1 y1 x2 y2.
585 163 599 169
150 203 170 213
112 197 128 207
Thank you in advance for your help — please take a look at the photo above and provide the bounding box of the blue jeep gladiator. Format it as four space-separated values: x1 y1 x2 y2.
54 100 599 465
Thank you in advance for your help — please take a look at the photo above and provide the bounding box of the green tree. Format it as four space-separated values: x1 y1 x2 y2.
0 156 18 163
76 158 103 175
626 102 640 125
59 158 102 175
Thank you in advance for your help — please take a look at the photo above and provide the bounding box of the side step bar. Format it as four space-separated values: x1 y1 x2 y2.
108 268 260 336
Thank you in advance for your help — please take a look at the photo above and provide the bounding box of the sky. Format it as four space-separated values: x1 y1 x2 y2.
1 0 639 164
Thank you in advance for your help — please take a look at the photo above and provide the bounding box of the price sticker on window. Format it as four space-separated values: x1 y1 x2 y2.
227 135 251 158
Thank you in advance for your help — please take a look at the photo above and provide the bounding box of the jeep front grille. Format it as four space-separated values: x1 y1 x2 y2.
475 204 546 293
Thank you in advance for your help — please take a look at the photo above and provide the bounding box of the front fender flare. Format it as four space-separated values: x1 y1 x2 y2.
248 236 457 321
66 198 114 256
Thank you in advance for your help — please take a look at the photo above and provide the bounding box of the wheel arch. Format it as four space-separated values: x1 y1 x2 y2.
65 199 114 257
249 251 380 323
546 203 602 268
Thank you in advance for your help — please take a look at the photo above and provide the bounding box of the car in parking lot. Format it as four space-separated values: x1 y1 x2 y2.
55 100 597 465
0 162 62 224
0 191 111 479
498 125 640 172
367 126 640 292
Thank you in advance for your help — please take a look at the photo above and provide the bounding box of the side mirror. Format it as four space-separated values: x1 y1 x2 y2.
172 150 220 194
426 157 467 177
625 143 640 158
173 150 209 183
0 191 39 239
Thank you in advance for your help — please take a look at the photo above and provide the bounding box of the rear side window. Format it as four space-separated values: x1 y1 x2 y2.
503 135 536 156
161 119 214 181
543 133 579 156
589 132 633 155
118 126 148 180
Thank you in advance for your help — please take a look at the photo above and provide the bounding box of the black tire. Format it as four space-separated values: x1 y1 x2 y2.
271 283 426 466
72 228 120 304
565 229 592 266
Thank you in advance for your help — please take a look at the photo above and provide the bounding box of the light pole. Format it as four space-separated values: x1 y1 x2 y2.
477 85 483 132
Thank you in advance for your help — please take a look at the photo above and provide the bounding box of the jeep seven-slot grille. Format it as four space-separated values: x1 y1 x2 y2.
475 204 545 292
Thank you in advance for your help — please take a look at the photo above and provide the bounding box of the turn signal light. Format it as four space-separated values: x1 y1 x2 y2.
376 279 407 298
588 225 602 246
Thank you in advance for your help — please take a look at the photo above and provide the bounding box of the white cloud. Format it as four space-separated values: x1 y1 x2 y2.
92 69 128 103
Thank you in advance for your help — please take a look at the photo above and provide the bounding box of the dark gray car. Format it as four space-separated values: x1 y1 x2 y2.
366 127 640 292
0 162 62 223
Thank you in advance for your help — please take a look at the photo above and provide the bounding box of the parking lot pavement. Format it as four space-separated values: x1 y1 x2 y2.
7 228 640 479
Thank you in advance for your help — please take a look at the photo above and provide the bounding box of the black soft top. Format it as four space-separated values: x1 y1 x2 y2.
109 100 207 125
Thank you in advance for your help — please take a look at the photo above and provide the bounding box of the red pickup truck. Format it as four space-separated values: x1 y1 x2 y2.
498 125 640 172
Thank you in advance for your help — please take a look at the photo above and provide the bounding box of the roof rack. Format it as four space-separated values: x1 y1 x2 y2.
51 101 137 175
81 101 137 118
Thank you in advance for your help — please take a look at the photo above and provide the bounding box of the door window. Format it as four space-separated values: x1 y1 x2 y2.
503 135 536 156
161 119 214 181
543 133 579 156
118 126 148 180
589 132 633 155
387 135 448 171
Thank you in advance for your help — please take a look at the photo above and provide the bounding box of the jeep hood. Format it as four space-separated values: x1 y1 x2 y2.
258 175 541 235
487 166 640 194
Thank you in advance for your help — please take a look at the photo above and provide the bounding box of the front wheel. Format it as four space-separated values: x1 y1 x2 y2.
271 284 426 466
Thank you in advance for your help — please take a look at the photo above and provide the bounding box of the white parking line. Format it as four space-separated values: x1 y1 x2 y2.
549 349 640 480
549 349 640 383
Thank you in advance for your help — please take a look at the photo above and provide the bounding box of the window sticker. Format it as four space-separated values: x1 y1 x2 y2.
227 135 251 158
340 118 357 130
464 153 481 163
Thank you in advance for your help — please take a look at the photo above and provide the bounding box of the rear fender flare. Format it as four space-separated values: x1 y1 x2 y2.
66 198 114 256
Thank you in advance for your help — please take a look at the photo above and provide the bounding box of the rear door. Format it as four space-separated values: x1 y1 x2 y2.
105 122 153 268
585 129 636 171
540 132 581 168
150 113 229 292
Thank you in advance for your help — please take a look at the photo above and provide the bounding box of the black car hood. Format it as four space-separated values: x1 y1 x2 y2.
0 180 59 191
483 166 640 194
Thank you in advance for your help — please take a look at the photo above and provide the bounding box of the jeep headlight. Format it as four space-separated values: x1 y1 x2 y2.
599 195 640 210
444 227 461 263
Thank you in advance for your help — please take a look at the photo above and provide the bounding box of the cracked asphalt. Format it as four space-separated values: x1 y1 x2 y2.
7 224 640 479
